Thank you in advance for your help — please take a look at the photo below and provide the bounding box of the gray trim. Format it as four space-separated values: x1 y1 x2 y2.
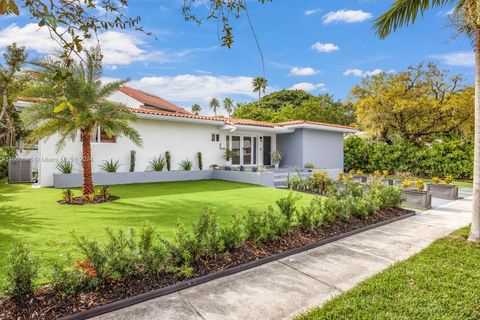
53 170 275 188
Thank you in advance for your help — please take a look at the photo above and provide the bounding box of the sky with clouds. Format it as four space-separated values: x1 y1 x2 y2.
0 0 473 113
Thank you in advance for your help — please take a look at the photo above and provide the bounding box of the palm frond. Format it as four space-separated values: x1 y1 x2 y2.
374 0 456 39
97 79 129 99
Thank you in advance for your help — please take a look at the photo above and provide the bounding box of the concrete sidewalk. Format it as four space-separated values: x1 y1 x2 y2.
94 196 472 320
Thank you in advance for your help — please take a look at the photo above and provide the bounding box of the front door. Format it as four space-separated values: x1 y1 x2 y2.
230 135 256 166
263 136 271 166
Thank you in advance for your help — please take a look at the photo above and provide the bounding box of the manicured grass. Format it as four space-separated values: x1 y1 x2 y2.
0 179 314 285
295 227 480 320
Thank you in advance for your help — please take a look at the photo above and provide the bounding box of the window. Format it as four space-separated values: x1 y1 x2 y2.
91 126 116 143
211 133 220 142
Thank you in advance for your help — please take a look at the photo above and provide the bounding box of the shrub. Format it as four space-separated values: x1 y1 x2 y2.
61 189 74 204
276 192 301 224
445 175 454 184
415 179 425 191
310 171 335 195
220 213 245 252
0 146 16 179
245 207 286 243
197 152 203 170
98 186 110 201
130 150 136 172
179 159 194 171
165 151 171 171
100 159 120 172
149 155 166 171
304 163 314 169
56 158 73 174
190 208 221 259
432 176 442 184
5 242 38 297
298 197 324 230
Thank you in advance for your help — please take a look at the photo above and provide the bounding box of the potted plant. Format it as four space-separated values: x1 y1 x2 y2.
304 163 314 172
271 150 283 169
427 175 459 200
402 179 432 209
224 149 235 166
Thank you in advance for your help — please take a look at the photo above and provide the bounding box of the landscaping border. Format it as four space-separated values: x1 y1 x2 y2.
61 211 416 320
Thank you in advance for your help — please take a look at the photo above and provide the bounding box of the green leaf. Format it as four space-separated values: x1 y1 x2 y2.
54 101 72 113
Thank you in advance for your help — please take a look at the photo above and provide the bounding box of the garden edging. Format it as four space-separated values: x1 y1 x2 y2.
61 211 416 320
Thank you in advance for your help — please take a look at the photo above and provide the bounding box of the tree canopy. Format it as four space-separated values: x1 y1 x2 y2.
233 90 355 125
352 62 474 144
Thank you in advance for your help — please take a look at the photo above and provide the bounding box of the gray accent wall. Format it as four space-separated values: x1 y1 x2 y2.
276 129 344 170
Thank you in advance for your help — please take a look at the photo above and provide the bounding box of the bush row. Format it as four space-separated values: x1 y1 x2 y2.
344 135 473 179
4 183 402 298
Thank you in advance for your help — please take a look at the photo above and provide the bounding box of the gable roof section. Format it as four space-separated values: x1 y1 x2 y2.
119 86 191 114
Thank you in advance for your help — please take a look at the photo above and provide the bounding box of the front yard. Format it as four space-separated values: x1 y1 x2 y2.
295 226 480 320
0 179 314 284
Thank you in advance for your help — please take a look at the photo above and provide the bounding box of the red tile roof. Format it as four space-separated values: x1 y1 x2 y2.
119 86 191 114
131 107 357 131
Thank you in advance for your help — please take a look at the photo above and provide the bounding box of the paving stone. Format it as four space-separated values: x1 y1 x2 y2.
280 243 392 291
375 219 453 240
179 261 340 320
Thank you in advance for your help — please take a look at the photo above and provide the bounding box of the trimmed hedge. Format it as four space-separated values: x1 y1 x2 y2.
0 147 16 179
344 136 473 179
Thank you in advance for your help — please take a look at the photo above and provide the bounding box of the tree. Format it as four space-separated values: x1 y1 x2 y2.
191 103 202 115
223 98 234 117
374 0 479 241
209 98 220 116
252 77 268 99
21 47 142 195
0 43 28 146
352 62 473 144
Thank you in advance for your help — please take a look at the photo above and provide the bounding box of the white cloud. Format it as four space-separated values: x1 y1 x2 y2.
289 82 326 92
431 52 474 67
0 23 213 66
304 9 320 16
289 67 320 76
311 42 340 53
323 9 372 24
343 68 383 77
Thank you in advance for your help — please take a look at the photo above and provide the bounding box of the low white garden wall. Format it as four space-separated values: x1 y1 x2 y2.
53 170 275 188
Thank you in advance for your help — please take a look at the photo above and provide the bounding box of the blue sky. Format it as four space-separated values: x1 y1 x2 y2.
0 0 473 113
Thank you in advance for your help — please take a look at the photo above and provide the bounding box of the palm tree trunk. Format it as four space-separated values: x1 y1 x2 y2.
81 129 95 195
469 27 480 242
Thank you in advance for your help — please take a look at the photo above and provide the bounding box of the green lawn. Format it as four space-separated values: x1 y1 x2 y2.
0 179 314 285
295 227 480 320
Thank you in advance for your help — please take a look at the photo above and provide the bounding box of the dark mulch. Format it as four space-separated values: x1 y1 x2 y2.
0 207 413 320
57 195 119 205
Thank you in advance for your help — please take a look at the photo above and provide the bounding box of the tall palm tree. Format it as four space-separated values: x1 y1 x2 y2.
209 97 220 116
191 103 202 115
374 0 479 242
21 47 142 196
252 77 268 100
223 97 234 117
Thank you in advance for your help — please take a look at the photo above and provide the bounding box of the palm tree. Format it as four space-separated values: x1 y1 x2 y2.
21 47 142 196
252 77 268 100
209 97 220 116
374 1 479 242
191 103 202 115
223 98 234 117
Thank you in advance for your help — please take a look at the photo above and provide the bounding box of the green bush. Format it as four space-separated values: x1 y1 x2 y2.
245 207 286 243
276 192 301 224
297 197 324 230
220 213 245 252
5 242 38 297
344 135 473 179
0 146 16 179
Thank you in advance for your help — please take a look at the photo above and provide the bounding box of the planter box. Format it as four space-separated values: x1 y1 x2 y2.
402 189 432 209
352 175 368 183
427 183 459 200
381 178 399 186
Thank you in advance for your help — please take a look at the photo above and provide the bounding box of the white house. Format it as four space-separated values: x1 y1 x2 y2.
15 86 357 187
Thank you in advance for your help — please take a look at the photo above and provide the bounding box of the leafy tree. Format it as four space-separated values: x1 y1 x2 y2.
223 98 234 117
374 0 480 241
0 43 28 146
191 103 202 115
252 77 268 100
352 62 473 144
209 98 220 116
0 0 145 62
21 47 142 195
234 90 355 125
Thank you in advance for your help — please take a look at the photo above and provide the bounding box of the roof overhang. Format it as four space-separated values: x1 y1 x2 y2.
282 123 358 134
135 112 224 126
220 124 294 134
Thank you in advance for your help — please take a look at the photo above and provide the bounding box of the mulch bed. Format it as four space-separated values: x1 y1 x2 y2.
0 207 413 320
57 195 119 205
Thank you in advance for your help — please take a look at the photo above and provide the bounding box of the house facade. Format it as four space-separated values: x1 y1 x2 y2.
15 86 357 187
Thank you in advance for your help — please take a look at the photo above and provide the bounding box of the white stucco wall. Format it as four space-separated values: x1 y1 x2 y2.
37 119 227 186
